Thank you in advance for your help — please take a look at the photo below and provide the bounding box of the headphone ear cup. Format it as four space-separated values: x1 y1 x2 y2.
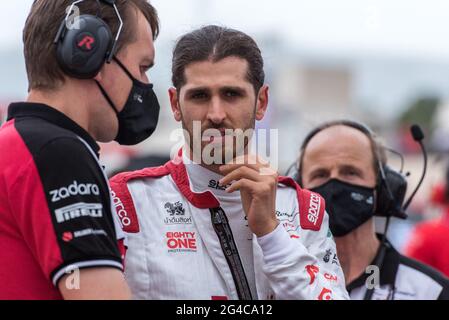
56 15 113 79
375 165 408 218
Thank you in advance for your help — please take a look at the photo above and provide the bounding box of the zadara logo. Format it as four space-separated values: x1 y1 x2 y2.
318 288 333 300
50 181 100 202
307 193 321 225
166 231 197 253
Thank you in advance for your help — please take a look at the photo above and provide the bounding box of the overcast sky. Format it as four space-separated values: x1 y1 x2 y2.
3 0 449 62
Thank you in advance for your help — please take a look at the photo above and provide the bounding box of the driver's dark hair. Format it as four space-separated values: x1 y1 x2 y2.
171 25 264 93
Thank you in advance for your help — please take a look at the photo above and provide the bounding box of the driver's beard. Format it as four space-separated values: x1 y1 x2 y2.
180 109 256 166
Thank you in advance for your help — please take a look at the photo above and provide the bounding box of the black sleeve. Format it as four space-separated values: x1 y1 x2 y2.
26 137 123 285
438 281 449 300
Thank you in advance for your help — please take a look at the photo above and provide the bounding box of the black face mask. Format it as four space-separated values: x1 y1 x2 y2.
311 179 376 237
96 57 160 145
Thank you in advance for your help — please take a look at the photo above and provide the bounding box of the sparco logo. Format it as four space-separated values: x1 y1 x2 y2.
54 202 103 223
165 201 185 216
50 181 99 202
307 193 321 225
110 189 131 227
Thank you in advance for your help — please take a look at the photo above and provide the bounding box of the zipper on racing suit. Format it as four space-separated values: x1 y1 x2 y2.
210 207 253 300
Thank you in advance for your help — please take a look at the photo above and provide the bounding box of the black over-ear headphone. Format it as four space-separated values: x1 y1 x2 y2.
293 120 408 219
53 0 122 79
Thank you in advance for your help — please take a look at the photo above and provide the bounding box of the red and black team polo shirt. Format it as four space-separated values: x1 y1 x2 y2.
0 102 124 299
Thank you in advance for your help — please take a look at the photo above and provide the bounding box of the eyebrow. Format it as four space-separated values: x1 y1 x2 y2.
220 86 246 92
339 164 362 172
308 167 328 176
184 86 247 95
184 87 210 95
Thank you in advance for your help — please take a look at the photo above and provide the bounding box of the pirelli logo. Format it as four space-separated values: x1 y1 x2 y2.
307 193 321 225
54 202 103 223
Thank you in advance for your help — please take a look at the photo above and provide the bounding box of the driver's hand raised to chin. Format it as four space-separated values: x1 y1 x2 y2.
218 155 279 237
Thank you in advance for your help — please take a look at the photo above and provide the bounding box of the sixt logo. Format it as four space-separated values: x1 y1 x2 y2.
307 193 321 225
49 181 100 203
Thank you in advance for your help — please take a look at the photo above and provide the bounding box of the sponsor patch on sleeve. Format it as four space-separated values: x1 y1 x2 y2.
299 190 325 231
277 176 325 232
109 182 140 233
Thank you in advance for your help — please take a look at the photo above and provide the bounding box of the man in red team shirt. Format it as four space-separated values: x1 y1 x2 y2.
0 0 160 299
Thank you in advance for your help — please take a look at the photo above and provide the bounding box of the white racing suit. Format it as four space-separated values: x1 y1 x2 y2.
110 151 349 300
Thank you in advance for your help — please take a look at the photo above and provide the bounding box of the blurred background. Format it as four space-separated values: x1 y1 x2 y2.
1 0 449 254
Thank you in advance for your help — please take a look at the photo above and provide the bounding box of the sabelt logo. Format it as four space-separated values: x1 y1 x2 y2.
318 287 333 300
166 231 197 252
54 202 103 223
110 189 131 227
50 181 100 202
307 193 321 225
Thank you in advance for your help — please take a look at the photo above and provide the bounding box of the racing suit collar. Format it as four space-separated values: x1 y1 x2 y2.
164 148 220 209
7 102 100 156
182 149 241 202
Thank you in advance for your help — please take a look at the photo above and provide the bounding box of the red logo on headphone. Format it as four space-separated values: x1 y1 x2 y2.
77 35 95 51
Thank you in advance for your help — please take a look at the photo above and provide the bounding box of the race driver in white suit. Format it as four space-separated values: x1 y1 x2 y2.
110 25 350 300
